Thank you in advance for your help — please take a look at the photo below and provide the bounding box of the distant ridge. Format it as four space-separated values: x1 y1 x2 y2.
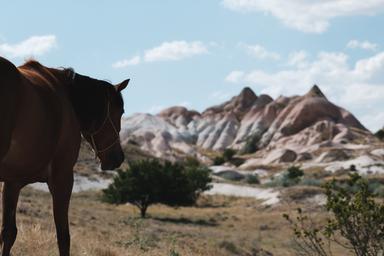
120 85 375 163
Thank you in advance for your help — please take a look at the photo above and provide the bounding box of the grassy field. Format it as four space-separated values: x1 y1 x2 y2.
1 186 353 256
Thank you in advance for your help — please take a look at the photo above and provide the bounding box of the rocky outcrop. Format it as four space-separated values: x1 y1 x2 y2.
202 87 258 119
120 85 375 163
263 149 297 164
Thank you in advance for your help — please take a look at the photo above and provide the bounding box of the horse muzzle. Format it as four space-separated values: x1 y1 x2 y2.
100 151 124 171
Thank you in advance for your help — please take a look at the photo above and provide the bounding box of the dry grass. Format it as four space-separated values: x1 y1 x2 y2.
0 186 354 256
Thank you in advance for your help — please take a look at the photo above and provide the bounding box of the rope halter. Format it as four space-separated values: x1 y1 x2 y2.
83 90 121 159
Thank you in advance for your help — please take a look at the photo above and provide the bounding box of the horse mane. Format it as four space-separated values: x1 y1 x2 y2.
18 59 61 87
18 59 124 132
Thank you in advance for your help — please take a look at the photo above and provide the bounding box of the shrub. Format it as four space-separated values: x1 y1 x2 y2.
266 166 304 187
246 174 260 184
375 129 384 141
223 148 236 162
286 166 304 180
367 181 384 198
300 178 323 187
284 173 384 256
229 157 245 167
241 133 261 154
213 156 225 165
103 159 212 218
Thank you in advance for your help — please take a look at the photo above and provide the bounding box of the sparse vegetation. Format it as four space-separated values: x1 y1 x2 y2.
266 166 305 187
284 173 384 256
12 187 307 256
246 174 260 184
242 133 261 154
213 156 225 165
286 166 304 180
229 157 245 167
375 129 384 141
213 148 241 166
102 159 212 217
223 148 236 162
300 177 323 187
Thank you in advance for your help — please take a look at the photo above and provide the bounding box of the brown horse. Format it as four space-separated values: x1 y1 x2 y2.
0 56 129 256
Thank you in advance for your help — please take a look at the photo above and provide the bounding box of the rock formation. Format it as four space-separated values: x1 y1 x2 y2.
120 85 377 164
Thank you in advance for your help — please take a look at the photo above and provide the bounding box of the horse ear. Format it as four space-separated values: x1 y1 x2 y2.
115 79 130 92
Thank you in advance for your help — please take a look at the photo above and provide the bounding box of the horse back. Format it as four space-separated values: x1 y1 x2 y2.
0 59 80 181
0 57 22 160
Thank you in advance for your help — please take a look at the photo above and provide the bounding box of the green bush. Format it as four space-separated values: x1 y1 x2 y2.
213 149 238 165
103 159 212 217
246 174 260 184
375 129 384 140
223 148 236 162
213 156 225 165
265 166 304 187
300 178 323 187
367 181 384 197
229 157 245 167
284 173 384 256
286 166 304 180
241 133 261 154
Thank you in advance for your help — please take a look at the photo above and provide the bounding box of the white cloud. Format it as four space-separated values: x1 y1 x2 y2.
0 35 57 58
225 70 245 83
288 50 308 68
144 41 208 62
112 55 141 68
222 0 384 33
225 51 384 131
241 43 280 60
115 41 209 67
347 40 378 51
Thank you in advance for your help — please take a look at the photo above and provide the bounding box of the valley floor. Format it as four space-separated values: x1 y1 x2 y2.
6 187 352 256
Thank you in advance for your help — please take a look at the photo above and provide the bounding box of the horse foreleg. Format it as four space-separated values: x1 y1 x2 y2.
48 173 73 256
0 182 25 256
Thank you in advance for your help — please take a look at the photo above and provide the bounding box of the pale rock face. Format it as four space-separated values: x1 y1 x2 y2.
262 149 297 164
316 149 350 163
120 85 375 163
120 113 196 160
232 95 274 147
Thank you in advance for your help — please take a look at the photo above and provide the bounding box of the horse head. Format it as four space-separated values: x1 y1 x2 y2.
68 71 129 170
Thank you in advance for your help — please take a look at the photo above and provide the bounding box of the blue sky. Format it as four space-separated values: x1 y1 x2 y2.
1 0 384 131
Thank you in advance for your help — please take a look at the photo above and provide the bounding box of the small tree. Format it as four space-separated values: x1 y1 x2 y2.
286 166 304 180
213 156 225 165
103 159 212 218
281 166 304 187
375 129 384 141
284 173 384 256
223 148 236 162
102 160 163 218
241 133 260 154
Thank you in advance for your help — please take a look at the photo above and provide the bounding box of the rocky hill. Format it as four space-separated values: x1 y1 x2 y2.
120 85 380 165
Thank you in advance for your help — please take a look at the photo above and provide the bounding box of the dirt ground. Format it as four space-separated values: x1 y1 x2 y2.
0 186 353 256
